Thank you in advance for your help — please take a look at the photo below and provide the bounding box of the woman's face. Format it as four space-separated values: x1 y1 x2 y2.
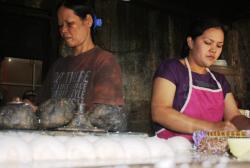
188 27 224 67
57 6 92 48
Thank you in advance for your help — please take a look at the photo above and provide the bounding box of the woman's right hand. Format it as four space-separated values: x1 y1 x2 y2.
11 96 22 103
213 121 238 131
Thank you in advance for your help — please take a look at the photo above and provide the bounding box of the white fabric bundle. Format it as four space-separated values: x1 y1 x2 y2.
94 137 125 159
145 137 174 159
120 137 150 159
0 136 32 162
31 135 66 160
65 137 96 160
18 132 41 143
166 136 192 153
166 136 192 163
0 131 193 164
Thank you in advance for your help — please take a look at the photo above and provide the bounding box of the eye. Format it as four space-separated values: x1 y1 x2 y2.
217 44 223 48
204 40 212 45
66 21 74 27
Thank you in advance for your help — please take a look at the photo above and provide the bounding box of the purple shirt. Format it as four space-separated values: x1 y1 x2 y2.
154 58 231 112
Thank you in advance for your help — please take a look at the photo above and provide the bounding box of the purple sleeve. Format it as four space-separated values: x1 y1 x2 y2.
154 59 180 85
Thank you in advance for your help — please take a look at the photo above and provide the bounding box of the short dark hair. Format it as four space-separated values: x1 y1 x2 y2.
181 17 226 58
57 0 96 37
22 90 37 100
58 0 94 20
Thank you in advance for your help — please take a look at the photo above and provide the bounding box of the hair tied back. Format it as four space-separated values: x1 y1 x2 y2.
93 15 102 30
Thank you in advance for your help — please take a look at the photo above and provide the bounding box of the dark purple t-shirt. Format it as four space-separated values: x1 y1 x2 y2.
154 58 231 112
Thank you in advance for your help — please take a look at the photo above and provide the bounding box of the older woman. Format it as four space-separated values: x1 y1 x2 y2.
36 0 126 131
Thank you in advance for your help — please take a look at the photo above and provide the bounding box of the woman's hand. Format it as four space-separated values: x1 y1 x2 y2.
22 99 38 112
10 97 37 112
212 121 238 131
11 96 22 103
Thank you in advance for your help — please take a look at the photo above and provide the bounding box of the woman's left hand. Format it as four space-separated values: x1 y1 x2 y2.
23 99 38 112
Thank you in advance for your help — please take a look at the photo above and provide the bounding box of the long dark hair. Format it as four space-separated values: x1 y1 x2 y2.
181 17 226 58
57 0 96 38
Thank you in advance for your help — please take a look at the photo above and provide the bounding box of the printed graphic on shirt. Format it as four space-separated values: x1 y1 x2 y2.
51 70 91 103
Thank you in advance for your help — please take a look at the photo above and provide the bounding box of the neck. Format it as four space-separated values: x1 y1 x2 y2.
186 57 207 74
73 40 95 56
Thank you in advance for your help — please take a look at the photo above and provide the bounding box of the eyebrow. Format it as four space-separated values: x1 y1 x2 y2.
205 38 224 44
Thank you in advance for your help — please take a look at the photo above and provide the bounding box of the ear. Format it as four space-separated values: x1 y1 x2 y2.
187 36 193 49
85 14 93 27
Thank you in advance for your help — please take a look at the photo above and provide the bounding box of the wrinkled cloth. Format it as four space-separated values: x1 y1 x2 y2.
0 102 38 129
38 98 76 129
231 115 250 130
67 104 127 132
38 99 127 131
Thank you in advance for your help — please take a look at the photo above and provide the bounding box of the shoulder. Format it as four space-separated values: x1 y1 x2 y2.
154 58 186 85
158 58 181 68
94 46 118 64
95 47 113 58
50 56 72 71
155 58 185 77
47 57 64 71
157 58 185 73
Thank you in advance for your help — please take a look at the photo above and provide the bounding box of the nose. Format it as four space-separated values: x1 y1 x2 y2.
210 46 216 53
59 25 68 35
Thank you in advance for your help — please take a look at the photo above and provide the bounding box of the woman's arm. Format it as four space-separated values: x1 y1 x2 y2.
225 93 250 129
223 93 242 121
151 77 235 134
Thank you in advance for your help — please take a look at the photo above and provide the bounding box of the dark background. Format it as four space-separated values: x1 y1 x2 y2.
0 0 250 133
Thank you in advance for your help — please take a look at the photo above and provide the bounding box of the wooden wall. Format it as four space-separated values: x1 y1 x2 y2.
93 0 189 134
231 19 250 108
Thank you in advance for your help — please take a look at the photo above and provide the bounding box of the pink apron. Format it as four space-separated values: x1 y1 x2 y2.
156 58 224 140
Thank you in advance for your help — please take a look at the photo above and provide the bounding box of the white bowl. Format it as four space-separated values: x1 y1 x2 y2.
213 59 228 66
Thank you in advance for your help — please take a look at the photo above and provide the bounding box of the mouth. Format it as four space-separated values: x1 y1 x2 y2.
62 35 72 40
206 55 216 61
63 37 71 40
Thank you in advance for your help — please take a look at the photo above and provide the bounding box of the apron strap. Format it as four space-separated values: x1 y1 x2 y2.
181 58 193 112
206 68 223 90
